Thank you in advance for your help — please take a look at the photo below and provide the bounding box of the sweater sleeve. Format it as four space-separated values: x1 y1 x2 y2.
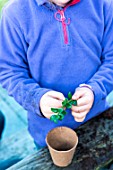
0 9 50 116
87 1 113 104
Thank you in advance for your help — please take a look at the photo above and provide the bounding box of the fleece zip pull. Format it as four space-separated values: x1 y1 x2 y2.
54 10 70 44
54 0 80 44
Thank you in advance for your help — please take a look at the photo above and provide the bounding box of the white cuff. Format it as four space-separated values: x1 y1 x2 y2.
79 83 93 92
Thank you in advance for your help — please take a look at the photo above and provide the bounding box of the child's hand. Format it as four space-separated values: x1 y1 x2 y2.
71 87 94 122
40 91 65 119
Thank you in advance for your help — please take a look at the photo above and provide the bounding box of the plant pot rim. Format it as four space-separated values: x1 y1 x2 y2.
46 126 78 153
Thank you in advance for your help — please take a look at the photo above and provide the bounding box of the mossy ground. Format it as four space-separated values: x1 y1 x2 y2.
0 0 8 12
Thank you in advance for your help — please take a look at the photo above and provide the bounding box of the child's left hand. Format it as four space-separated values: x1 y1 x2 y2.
71 87 94 122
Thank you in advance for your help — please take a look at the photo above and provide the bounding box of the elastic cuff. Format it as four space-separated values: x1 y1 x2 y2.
79 83 93 92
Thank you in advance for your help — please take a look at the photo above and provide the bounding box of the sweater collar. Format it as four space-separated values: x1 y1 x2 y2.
36 0 80 6
36 0 48 6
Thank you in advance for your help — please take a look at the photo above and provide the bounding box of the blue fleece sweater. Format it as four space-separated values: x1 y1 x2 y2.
0 0 113 146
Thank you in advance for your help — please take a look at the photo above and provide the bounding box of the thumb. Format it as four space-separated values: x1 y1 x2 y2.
72 88 85 100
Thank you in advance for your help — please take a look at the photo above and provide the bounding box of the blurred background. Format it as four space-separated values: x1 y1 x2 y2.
0 2 35 170
0 0 8 12
0 0 28 140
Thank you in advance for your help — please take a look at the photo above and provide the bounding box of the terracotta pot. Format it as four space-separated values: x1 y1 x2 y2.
46 126 78 167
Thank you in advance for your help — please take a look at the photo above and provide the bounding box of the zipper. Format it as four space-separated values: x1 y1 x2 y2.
54 10 70 44
62 15 68 44
54 0 80 45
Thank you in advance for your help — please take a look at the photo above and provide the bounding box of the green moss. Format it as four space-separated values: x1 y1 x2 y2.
0 0 8 13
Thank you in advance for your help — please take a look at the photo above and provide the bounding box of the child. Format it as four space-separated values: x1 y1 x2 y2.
0 0 113 147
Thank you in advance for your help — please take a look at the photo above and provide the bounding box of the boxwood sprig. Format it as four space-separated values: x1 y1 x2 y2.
50 92 77 123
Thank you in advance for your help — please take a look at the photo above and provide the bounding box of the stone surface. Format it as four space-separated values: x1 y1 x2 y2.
0 86 27 139
0 128 37 170
7 107 113 170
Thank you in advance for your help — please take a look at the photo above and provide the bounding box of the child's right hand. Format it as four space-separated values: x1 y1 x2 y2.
40 91 65 119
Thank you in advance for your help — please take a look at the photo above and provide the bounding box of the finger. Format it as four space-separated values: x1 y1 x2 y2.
74 116 86 122
72 88 85 100
41 96 63 108
44 112 54 119
48 91 65 101
72 111 87 119
71 104 90 113
47 97 63 107
41 107 56 119
76 96 89 106
41 107 54 114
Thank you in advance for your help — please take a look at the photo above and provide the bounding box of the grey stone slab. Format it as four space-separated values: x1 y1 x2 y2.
7 107 113 170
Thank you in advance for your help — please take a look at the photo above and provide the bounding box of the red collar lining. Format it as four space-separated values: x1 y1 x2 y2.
64 0 80 10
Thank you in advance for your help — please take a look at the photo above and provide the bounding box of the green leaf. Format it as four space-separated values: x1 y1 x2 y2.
56 114 61 120
70 100 77 106
50 92 77 123
57 108 64 113
66 103 72 109
53 119 58 123
58 113 64 120
50 115 56 121
51 108 59 113
68 92 72 100
62 98 68 107
61 110 67 115
50 115 58 123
